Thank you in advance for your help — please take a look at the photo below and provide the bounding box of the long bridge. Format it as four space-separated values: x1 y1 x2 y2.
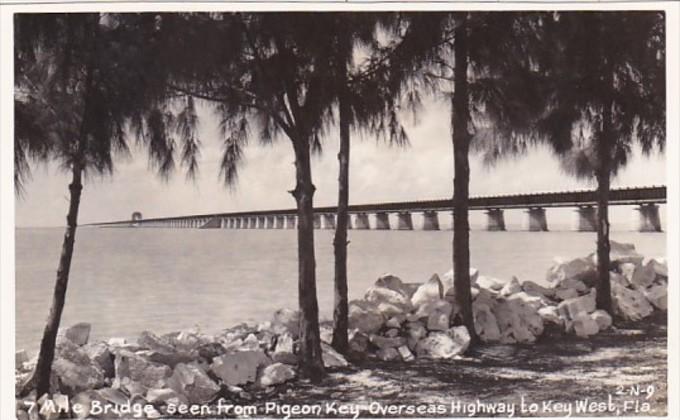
91 185 666 232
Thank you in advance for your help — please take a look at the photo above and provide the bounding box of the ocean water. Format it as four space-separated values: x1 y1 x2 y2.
15 227 666 353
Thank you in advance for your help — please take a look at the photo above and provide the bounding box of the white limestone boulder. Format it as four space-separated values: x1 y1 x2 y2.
609 241 644 264
146 387 185 405
385 314 406 329
441 267 479 296
557 289 597 320
369 334 406 350
365 285 413 314
474 275 507 292
376 347 401 361
114 349 172 389
271 333 297 364
611 276 654 321
411 274 444 308
257 363 296 387
547 257 597 287
538 306 563 327
397 345 415 362
590 310 613 330
473 303 502 342
348 332 370 355
415 329 469 359
83 342 114 378
168 362 221 404
572 313 600 337
210 350 271 386
348 300 384 334
630 260 657 289
521 280 556 299
493 298 543 343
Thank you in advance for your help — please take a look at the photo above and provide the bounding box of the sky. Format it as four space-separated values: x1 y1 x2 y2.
14 96 666 228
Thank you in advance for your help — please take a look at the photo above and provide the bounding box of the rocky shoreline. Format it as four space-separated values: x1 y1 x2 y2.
15 241 667 419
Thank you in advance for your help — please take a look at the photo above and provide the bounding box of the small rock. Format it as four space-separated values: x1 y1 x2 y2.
415 329 468 359
83 342 114 378
406 321 428 343
521 280 556 299
609 241 644 264
547 257 597 286
64 323 91 346
114 350 172 388
397 345 415 362
643 283 667 311
474 275 507 291
53 356 106 394
441 267 479 296
385 314 406 329
107 337 128 347
473 303 502 342
257 363 296 387
410 274 444 308
168 362 221 404
138 331 175 353
384 328 400 338
590 310 613 330
537 306 563 326
612 278 654 321
348 332 370 355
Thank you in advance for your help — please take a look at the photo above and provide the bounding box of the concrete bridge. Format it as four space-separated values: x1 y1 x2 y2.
91 186 665 232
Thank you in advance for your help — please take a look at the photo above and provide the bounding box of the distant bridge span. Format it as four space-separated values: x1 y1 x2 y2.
90 185 665 232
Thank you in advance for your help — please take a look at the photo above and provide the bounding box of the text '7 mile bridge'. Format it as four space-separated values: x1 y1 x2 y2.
91 185 666 232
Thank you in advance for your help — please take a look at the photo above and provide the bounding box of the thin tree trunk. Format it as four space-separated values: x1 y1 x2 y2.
452 13 478 345
26 161 84 397
331 81 351 355
596 99 613 313
291 136 326 381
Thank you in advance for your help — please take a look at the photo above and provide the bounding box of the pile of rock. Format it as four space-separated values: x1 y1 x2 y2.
15 241 666 419
16 310 349 419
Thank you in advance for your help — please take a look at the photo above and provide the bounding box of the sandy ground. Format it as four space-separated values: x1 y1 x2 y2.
252 313 667 418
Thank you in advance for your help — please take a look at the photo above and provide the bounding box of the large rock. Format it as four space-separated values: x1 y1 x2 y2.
321 343 349 367
271 333 297 364
385 314 406 329
257 363 296 387
348 300 384 334
629 260 657 289
441 268 479 296
348 332 370 355
375 274 414 299
365 285 413 316
493 298 543 343
138 331 175 353
643 283 667 311
572 313 599 337
557 289 597 320
406 321 427 350
168 362 220 404
415 328 469 359
210 350 271 386
63 323 91 346
547 257 597 286
645 257 668 277
410 274 444 308
114 349 172 388
272 309 300 338
611 277 654 321
537 306 563 326
52 357 106 394
590 310 613 330
376 347 400 361
521 280 556 299
83 342 114 378
473 303 502 342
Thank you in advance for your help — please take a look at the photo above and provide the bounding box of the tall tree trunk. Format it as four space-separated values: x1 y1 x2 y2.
26 161 84 397
452 13 478 344
595 99 613 313
331 70 351 355
291 136 326 381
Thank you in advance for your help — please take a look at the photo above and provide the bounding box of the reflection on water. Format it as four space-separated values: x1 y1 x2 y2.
15 227 665 352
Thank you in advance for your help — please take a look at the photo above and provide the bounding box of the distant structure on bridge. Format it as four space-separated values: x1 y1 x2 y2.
92 186 665 233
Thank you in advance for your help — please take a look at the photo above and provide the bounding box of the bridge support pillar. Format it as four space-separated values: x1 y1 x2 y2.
354 213 370 230
526 207 548 231
286 215 296 229
235 218 242 229
635 204 662 232
313 214 322 229
422 211 440 230
323 214 336 229
574 205 597 231
374 212 390 230
396 211 413 230
275 216 285 229
486 209 506 231
346 214 353 230
266 216 275 229
257 216 266 229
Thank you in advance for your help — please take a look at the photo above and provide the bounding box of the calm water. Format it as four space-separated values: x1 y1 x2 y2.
15 227 665 353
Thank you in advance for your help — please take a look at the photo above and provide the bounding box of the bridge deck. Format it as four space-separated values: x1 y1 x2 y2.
90 186 665 225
